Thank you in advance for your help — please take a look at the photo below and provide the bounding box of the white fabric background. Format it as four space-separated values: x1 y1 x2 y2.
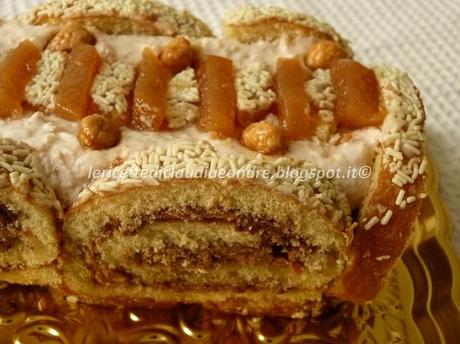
1 0 459 254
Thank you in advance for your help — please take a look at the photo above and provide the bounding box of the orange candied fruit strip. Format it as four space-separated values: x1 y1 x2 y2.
55 44 101 121
330 59 386 129
0 40 41 119
275 57 317 140
131 48 171 130
197 54 237 138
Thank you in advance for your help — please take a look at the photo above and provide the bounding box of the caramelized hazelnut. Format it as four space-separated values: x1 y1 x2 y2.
241 121 285 155
79 114 121 150
305 40 347 70
160 37 196 73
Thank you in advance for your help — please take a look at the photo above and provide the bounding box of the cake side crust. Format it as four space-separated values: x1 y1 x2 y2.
331 68 427 302
223 6 352 55
18 0 213 38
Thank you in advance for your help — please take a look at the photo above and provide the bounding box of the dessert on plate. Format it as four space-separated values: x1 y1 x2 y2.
0 0 426 317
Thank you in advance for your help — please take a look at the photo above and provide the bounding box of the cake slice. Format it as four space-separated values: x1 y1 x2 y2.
0 138 62 286
62 140 352 315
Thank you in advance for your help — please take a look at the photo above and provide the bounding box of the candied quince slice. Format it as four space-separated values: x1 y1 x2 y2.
132 48 171 130
330 59 385 129
55 44 101 121
275 57 317 140
47 21 96 52
0 40 41 119
197 54 236 138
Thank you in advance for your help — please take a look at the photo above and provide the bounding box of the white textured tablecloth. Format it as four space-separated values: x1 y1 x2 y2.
1 0 459 255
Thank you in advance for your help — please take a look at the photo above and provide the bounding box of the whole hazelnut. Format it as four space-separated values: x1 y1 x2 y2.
79 114 121 150
241 120 286 155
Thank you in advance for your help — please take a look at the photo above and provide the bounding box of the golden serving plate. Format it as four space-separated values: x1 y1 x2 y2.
0 159 459 343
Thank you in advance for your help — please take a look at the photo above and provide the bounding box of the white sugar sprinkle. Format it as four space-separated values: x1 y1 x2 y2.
77 140 352 225
406 196 416 204
376 67 426 225
395 189 405 206
364 216 380 230
418 158 427 175
380 210 393 225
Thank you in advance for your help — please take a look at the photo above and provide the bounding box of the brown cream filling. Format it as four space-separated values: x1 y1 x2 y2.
82 208 342 289
90 243 337 292
136 243 316 269
0 204 22 251
98 206 295 242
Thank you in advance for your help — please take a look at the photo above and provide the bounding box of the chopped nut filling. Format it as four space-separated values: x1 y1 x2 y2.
0 204 21 251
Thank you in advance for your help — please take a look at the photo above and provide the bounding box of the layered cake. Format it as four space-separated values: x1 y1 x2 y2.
0 0 426 316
